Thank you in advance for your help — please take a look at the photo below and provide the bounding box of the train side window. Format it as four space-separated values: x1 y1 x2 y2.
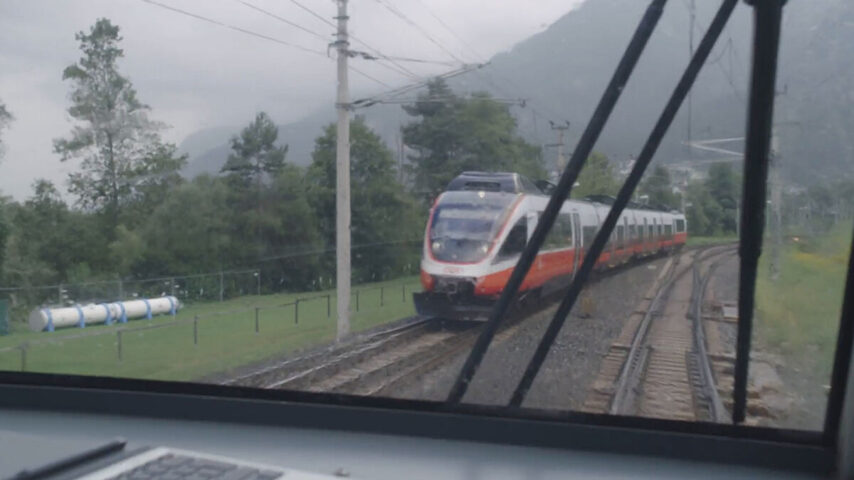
676 219 685 232
617 225 624 248
544 213 572 249
665 224 673 237
497 218 527 259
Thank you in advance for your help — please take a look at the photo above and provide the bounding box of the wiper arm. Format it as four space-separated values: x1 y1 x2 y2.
445 0 669 405
509 0 739 408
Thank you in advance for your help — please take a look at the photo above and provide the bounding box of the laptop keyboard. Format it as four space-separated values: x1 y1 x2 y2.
109 454 283 480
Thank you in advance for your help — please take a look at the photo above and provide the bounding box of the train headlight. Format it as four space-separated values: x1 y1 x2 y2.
432 241 442 252
481 244 488 253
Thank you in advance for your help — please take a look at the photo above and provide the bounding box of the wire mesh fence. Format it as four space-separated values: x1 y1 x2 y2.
0 242 422 325
0 280 424 380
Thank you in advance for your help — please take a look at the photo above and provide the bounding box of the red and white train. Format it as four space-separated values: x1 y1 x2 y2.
413 172 687 320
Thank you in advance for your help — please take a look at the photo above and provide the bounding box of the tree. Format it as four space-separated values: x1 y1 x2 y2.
0 101 12 159
258 166 323 290
572 152 619 198
4 180 107 287
307 117 423 283
685 182 719 236
138 175 233 276
705 163 739 233
220 112 291 261
220 112 287 187
402 79 544 202
53 18 185 236
640 164 680 210
0 197 10 278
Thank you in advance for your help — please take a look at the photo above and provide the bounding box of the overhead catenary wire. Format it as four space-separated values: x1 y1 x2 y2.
141 0 327 56
410 0 482 64
370 0 467 64
284 0 422 79
351 63 485 108
232 0 410 83
235 0 329 42
405 0 572 125
138 0 390 88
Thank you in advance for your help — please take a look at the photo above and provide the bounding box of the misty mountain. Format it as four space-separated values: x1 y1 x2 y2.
180 0 853 186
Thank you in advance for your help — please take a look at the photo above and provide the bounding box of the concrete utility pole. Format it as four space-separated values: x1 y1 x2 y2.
769 127 782 281
335 0 351 341
548 120 571 174
686 0 695 158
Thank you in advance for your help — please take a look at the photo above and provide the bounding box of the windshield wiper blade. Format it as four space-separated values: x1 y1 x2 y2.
508 0 739 408
445 0 668 405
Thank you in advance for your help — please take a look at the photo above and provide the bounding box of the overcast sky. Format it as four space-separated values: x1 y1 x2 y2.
0 0 582 201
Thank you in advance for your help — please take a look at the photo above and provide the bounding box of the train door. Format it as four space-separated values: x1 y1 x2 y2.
642 217 648 254
652 217 660 252
527 211 541 271
622 216 629 261
571 212 582 277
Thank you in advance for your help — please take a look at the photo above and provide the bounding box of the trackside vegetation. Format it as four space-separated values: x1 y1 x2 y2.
0 277 421 381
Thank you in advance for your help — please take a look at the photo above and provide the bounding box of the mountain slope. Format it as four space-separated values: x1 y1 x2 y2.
180 0 853 185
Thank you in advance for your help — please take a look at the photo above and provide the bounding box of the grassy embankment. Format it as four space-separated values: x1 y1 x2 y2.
686 235 738 247
0 276 421 382
755 225 851 384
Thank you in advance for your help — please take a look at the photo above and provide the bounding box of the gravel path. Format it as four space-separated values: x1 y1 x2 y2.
393 256 671 409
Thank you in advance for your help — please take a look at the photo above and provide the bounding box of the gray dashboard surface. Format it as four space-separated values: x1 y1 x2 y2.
0 408 823 480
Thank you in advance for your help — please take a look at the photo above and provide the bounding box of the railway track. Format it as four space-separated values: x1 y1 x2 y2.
584 245 736 422
223 251 687 398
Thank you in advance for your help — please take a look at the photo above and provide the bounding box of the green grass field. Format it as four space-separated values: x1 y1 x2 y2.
0 276 421 381
755 226 851 382
686 235 738 247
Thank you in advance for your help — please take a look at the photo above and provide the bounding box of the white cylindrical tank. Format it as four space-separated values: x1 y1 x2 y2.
28 296 179 332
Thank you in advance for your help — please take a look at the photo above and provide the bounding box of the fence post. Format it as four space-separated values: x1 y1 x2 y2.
118 279 124 300
355 290 360 312
19 343 27 372
380 286 385 307
294 300 300 324
117 331 123 361
193 315 199 345
255 307 260 333
170 278 176 297
402 284 406 303
219 271 224 302
256 271 261 296
326 294 331 318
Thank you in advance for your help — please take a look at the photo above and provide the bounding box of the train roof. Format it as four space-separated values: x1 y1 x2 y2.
445 172 683 214
446 172 543 195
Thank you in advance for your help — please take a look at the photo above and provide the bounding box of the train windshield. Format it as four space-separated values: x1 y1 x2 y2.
429 192 516 263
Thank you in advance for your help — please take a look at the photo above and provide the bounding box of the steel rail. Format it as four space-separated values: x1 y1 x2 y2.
445 0 668 405
692 256 729 422
508 0 738 407
609 255 681 415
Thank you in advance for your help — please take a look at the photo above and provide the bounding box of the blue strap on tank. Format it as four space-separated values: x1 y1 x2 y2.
166 296 176 316
118 303 127 323
75 305 85 328
142 299 152 320
43 309 54 332
101 303 112 325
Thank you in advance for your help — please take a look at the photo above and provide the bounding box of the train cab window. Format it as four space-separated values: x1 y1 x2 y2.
497 218 527 260
3 2 852 475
